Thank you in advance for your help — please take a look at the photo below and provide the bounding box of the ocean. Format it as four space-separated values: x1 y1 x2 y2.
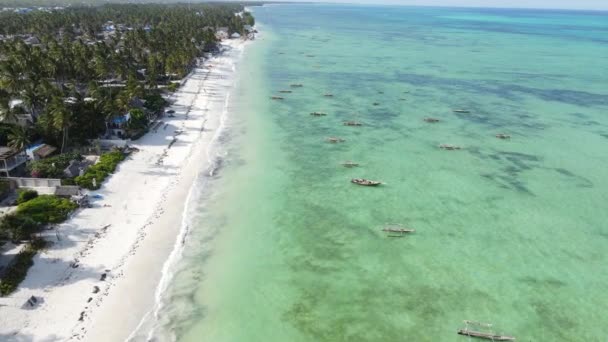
152 4 608 341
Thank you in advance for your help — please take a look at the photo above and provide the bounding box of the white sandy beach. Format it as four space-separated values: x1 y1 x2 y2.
0 39 248 342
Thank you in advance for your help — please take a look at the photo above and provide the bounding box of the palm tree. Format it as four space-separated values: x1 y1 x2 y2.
48 96 72 153
7 126 30 151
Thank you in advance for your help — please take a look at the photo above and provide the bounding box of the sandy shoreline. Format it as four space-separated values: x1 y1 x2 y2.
0 39 249 342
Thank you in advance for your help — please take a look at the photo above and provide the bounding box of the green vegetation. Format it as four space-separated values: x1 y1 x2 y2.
0 239 46 296
75 150 125 190
16 195 78 224
0 179 11 200
0 3 254 150
0 214 39 241
16 189 38 205
28 152 81 178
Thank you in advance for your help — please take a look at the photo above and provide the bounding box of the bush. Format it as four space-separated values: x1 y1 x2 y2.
0 180 11 201
16 189 38 205
0 214 41 241
16 195 78 224
0 240 46 296
28 153 82 178
75 151 126 190
144 93 168 113
167 82 179 92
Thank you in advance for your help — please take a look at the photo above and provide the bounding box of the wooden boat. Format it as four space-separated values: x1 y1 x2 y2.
324 93 334 97
341 161 359 168
382 225 415 234
326 137 345 143
453 109 471 113
290 84 304 88
439 144 462 150
343 121 363 126
457 330 515 341
424 117 440 123
310 112 327 116
279 90 293 93
271 96 284 100
351 178 382 186
496 133 511 139
457 321 515 341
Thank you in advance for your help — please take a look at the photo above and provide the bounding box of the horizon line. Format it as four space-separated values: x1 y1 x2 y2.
257 1 608 12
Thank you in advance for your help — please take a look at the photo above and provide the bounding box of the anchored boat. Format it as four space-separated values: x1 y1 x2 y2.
310 112 327 116
382 224 415 235
271 96 284 100
457 321 515 341
290 84 304 88
453 109 470 113
424 117 440 123
439 144 462 150
343 121 363 126
327 137 345 143
341 161 359 168
351 178 382 186
496 133 511 139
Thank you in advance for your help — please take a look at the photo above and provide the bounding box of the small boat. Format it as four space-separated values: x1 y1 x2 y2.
399 98 407 101
457 321 515 341
382 224 415 234
324 93 334 97
496 133 511 139
326 137 345 143
439 144 462 150
341 161 359 168
310 112 327 116
351 178 382 186
290 84 304 88
403 91 410 94
279 90 293 93
271 96 284 100
453 109 471 114
424 117 440 123
343 121 363 126
378 91 384 94
373 102 380 106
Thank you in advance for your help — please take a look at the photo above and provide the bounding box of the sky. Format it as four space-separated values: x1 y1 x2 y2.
260 0 608 11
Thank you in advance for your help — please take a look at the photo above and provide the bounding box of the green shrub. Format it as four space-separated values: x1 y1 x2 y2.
144 93 168 113
16 189 38 205
61 178 76 186
167 82 179 92
0 214 41 241
0 240 46 296
0 180 11 201
16 195 78 224
74 151 125 190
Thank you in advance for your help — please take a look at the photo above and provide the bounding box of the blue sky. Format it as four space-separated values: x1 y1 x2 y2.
260 0 608 11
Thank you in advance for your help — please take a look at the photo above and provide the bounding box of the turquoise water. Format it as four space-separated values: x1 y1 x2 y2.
156 5 608 341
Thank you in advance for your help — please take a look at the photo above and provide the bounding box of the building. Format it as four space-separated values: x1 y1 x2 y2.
26 144 57 161
106 113 130 139
64 159 92 178
230 32 241 39
0 147 28 177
